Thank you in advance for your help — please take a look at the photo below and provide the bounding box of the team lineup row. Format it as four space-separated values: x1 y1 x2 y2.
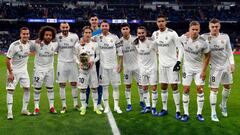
5 14 234 123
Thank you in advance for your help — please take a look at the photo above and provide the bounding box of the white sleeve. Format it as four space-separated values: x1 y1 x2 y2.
94 45 100 63
177 35 185 61
74 43 80 65
151 32 156 40
30 43 37 52
6 43 15 58
203 41 210 54
115 36 123 56
173 32 183 61
226 35 234 64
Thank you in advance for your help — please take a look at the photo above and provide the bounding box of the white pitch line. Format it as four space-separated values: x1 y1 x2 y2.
106 111 121 135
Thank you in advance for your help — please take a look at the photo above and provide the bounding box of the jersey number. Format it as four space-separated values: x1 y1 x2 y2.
79 78 84 83
124 74 129 80
183 72 186 79
211 76 215 82
34 77 40 83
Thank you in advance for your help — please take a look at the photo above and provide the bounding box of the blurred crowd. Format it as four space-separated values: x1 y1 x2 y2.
0 1 239 52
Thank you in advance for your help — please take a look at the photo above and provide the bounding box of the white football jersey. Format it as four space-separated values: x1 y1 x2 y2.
134 38 157 73
201 33 234 70
75 40 99 71
95 33 123 69
6 40 32 72
152 28 182 67
120 35 138 70
179 35 210 72
56 32 79 63
32 42 58 72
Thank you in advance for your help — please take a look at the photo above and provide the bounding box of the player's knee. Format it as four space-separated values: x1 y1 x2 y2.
126 84 131 89
143 85 148 91
23 87 30 91
7 89 14 94
152 85 157 91
223 85 231 89
211 88 218 92
59 83 66 88
46 87 53 89
35 87 42 90
161 83 168 90
196 86 204 93
70 82 77 86
183 86 190 93
81 89 86 93
112 85 118 90
92 88 97 93
171 84 178 90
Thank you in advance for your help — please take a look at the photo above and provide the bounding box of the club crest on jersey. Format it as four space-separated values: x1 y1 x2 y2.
59 36 62 42
221 40 225 44
19 46 23 51
70 39 73 42
208 36 212 43
195 45 199 49
40 43 44 50
156 32 159 39
165 36 168 40
100 36 103 42
110 39 113 43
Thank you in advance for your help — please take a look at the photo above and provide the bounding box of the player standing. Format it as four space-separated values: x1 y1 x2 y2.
202 18 235 122
133 26 158 116
75 26 102 115
179 21 210 122
120 23 145 112
94 20 123 114
32 26 58 115
55 22 79 113
152 15 182 119
6 27 33 120
85 14 103 110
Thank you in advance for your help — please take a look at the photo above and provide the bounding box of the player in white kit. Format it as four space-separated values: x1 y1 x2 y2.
152 15 182 119
75 26 102 115
179 21 210 122
133 26 158 116
120 23 145 112
201 18 235 122
94 20 123 114
55 22 79 113
31 26 58 115
6 27 33 120
85 14 103 111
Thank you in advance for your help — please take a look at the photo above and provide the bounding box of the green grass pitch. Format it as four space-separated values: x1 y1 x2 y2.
0 54 239 135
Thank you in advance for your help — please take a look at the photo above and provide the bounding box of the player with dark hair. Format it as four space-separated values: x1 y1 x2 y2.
32 26 58 115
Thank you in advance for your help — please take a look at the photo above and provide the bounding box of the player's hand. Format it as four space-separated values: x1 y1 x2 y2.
184 32 191 38
80 38 85 46
35 38 41 44
200 71 206 81
8 72 14 82
80 63 84 70
133 37 139 45
88 60 94 69
230 64 235 73
116 65 122 73
173 61 181 71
